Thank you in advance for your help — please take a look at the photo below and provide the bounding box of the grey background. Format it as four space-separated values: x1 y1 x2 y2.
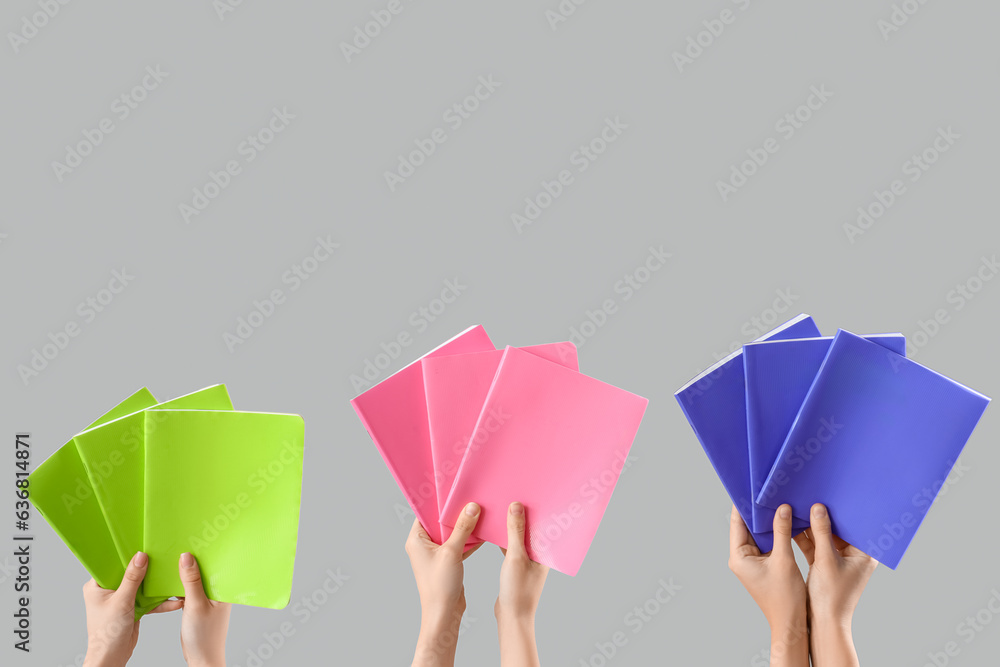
2 0 999 664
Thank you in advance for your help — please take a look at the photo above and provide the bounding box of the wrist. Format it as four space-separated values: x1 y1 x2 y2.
495 603 536 626
809 613 853 643
767 601 807 633
769 617 809 652
420 603 464 637
809 604 854 629
83 650 119 667
496 608 536 630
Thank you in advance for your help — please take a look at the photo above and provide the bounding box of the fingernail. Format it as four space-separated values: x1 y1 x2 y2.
510 502 524 516
465 502 480 517
812 504 827 518
133 552 148 567
779 505 790 519
180 552 194 568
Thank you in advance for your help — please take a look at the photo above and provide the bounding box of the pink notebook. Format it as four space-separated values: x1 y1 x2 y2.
440 346 648 575
423 343 579 539
351 326 495 544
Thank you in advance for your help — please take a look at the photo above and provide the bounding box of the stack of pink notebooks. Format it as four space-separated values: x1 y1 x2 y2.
351 325 648 576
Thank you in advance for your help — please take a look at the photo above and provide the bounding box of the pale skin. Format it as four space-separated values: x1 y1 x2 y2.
82 552 232 667
793 504 878 667
729 503 877 666
406 501 548 667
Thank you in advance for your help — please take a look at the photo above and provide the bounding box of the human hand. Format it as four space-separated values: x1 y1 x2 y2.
406 502 483 667
178 553 232 667
496 502 548 622
82 552 178 667
496 502 547 667
729 505 809 667
793 504 877 666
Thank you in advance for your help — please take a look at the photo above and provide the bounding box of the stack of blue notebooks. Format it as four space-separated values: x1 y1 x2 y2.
675 314 990 568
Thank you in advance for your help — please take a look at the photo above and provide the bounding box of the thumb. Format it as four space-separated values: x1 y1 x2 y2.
178 553 209 607
770 505 795 560
809 504 839 565
505 502 528 559
444 502 481 553
114 552 148 606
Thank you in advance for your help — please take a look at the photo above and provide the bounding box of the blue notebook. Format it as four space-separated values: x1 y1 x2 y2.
675 313 821 553
758 330 990 568
744 334 906 532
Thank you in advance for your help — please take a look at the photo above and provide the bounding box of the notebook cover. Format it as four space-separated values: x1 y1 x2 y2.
674 314 821 553
28 389 158 593
142 410 305 608
423 342 579 539
75 384 235 568
440 346 648 576
758 330 990 568
350 325 495 544
744 335 906 531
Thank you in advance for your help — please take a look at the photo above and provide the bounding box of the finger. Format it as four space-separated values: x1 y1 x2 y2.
443 502 481 552
729 505 751 554
178 553 210 608
408 518 431 543
113 552 148 605
148 599 184 614
770 505 794 560
405 518 436 555
809 504 838 564
505 502 528 559
461 541 484 561
793 531 815 565
841 541 878 566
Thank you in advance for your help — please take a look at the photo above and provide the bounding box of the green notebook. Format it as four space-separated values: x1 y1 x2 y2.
143 410 305 609
75 384 234 568
29 388 158 593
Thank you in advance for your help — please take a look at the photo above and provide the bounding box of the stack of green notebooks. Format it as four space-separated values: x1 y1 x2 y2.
29 385 305 616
